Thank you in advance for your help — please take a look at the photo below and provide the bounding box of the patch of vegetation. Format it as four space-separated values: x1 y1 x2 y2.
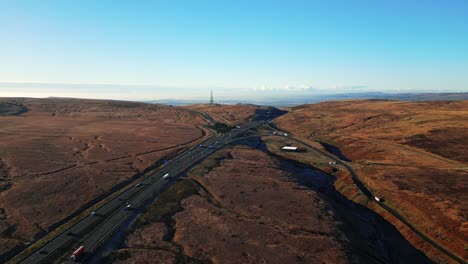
207 122 234 133
123 178 211 264
0 102 27 116
111 249 132 261
188 149 232 176
132 178 200 230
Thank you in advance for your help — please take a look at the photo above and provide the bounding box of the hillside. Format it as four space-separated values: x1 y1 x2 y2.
274 100 468 262
0 98 207 259
111 145 429 264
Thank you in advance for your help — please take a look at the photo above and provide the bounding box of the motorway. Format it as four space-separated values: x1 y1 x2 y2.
18 118 464 264
20 120 263 264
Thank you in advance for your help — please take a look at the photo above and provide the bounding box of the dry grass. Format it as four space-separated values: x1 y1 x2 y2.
274 99 468 262
0 98 207 259
114 145 430 263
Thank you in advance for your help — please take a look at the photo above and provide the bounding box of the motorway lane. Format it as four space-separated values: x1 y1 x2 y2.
20 121 262 264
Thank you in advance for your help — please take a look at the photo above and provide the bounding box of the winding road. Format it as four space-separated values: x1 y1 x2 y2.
265 123 465 264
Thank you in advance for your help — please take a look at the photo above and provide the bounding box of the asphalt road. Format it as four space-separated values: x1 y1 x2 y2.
20 118 464 264
20 120 263 264
264 123 465 264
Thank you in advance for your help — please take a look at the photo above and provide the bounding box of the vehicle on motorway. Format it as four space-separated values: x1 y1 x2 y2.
38 250 47 255
163 173 170 179
125 204 132 210
70 246 85 262
208 145 213 149
91 211 97 216
375 196 382 202
135 183 141 187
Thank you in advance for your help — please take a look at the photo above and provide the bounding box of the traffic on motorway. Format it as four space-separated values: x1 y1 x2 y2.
20 120 264 264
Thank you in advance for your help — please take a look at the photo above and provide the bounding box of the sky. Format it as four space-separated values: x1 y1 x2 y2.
0 0 467 100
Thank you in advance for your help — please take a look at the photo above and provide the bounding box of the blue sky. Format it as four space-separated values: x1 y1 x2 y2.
0 0 467 100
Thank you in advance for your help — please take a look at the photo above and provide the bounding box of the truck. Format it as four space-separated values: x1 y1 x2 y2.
70 246 85 262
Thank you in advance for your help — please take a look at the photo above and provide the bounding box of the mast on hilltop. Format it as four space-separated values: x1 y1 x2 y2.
210 90 214 104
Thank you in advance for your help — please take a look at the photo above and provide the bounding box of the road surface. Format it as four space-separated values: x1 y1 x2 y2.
20 120 263 263
264 122 465 264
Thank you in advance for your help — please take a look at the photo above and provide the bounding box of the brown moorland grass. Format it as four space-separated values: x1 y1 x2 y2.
274 99 468 262
0 98 207 260
112 145 430 264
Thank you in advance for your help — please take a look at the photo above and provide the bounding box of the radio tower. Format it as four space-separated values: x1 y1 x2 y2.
210 90 214 104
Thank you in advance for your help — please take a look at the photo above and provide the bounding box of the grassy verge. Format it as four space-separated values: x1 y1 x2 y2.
109 148 233 263
188 149 232 177
132 178 200 230
8 160 172 264
9 127 213 263
207 122 234 134
109 178 208 264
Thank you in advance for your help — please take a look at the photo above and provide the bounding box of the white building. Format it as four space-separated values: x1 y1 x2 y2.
281 146 298 151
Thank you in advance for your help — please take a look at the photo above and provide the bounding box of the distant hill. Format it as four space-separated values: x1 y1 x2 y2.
184 103 287 125
146 92 468 107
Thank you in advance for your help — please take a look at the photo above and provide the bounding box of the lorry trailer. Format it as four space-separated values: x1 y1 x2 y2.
70 246 85 262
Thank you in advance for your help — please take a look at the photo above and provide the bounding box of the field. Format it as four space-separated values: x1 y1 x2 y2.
274 100 468 262
0 98 207 259
112 144 429 263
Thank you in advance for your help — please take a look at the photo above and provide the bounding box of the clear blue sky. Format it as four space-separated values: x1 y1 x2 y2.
0 0 467 100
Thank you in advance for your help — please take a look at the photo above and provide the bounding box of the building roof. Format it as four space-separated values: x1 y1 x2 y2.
281 146 298 151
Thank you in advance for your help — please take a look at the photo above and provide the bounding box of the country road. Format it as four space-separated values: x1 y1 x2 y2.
15 115 464 264
264 123 466 264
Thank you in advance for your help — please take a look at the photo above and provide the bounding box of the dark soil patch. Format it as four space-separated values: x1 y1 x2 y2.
404 128 468 162
0 102 27 116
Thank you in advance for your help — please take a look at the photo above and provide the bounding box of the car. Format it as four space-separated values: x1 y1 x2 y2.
125 204 132 210
91 211 97 216
135 183 141 187
38 250 48 255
